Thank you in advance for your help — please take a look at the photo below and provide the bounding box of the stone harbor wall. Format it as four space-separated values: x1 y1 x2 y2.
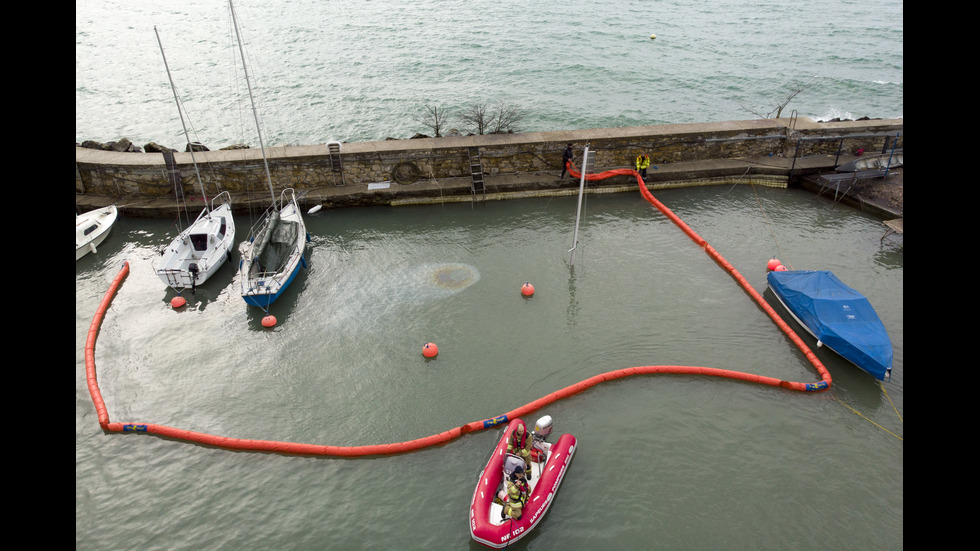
76 118 903 202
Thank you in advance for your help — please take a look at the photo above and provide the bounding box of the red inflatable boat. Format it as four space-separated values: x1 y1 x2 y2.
469 416 577 548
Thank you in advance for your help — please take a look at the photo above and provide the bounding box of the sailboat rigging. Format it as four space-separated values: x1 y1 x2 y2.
229 0 310 311
153 26 236 295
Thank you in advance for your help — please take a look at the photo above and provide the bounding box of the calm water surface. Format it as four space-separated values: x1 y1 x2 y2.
76 186 902 550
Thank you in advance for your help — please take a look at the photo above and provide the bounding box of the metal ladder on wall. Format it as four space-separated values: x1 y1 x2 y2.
327 141 345 186
468 147 486 200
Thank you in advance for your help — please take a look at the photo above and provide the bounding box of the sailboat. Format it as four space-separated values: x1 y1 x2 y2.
229 0 309 310
152 27 236 294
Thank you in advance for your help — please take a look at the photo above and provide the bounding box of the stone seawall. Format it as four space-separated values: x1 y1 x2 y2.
76 117 902 214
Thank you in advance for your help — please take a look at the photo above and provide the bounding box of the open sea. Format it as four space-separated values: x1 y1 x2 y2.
75 0 902 148
76 2 902 550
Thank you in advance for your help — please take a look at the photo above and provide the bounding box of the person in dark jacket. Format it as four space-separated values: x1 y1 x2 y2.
560 143 574 180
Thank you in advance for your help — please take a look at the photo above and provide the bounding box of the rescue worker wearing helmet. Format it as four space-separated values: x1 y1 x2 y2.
507 423 534 479
501 465 530 520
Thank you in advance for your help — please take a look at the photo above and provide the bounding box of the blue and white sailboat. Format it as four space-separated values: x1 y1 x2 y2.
229 0 309 309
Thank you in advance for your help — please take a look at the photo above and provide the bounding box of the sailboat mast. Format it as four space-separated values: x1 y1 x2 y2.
154 26 210 215
228 0 277 207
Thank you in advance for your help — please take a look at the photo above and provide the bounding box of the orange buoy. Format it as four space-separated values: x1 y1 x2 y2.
521 282 535 297
170 296 186 309
423 342 439 358
774 264 788 271
261 314 277 328
766 258 781 272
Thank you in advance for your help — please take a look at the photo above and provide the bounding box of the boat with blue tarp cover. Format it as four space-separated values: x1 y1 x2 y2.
767 270 893 382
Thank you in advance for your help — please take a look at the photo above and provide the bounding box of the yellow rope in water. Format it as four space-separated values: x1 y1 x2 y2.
833 391 903 441
880 380 903 423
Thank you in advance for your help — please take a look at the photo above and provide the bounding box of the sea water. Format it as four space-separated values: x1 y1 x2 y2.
76 187 902 550
75 0 902 148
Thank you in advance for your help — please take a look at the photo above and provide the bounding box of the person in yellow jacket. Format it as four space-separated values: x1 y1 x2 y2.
635 153 651 179
507 422 534 478
501 465 530 520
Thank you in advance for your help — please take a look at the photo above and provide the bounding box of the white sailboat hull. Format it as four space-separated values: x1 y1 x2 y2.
76 205 118 261
155 195 236 290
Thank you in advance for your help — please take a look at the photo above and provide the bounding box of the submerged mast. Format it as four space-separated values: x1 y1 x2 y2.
569 144 592 266
228 0 277 208
154 26 210 216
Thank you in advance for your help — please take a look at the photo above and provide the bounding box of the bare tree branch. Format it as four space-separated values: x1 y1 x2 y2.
459 102 491 135
740 77 817 119
488 102 527 134
418 105 450 137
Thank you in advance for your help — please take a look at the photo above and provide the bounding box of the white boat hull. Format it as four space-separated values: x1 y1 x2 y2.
76 205 118 261
155 196 236 291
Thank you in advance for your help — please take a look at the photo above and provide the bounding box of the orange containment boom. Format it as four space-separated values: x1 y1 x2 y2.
84 167 831 456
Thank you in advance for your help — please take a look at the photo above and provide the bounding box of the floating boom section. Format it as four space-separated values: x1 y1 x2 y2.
84 167 832 457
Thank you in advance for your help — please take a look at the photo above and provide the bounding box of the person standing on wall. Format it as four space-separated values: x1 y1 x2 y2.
636 153 651 180
560 143 574 180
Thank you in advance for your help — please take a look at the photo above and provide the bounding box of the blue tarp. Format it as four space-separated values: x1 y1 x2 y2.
767 270 893 381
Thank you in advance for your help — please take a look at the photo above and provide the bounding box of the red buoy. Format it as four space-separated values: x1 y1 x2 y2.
774 264 788 271
766 258 781 272
170 296 186 309
423 342 439 358
521 282 535 297
261 314 277 328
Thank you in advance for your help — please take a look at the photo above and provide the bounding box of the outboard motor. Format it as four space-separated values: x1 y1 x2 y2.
530 415 554 464
532 415 553 440
189 263 200 294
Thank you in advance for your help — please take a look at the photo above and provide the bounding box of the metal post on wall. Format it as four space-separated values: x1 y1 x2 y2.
789 138 801 183
884 132 900 178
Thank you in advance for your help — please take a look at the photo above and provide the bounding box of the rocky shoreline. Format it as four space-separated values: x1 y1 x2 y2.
77 137 250 154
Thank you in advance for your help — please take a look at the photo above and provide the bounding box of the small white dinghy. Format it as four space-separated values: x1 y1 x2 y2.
76 205 118 261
